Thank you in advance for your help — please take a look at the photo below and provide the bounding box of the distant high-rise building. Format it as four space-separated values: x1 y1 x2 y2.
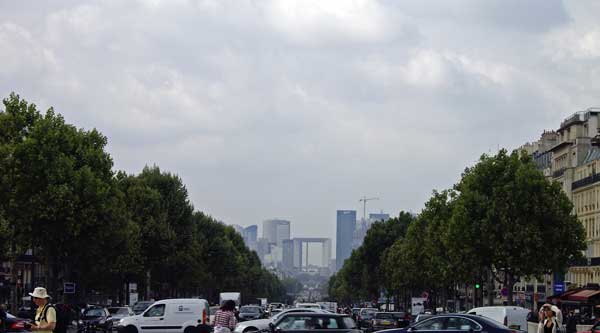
282 239 294 270
353 213 391 249
256 238 271 264
369 213 390 222
263 219 291 246
232 224 245 235
336 210 356 270
243 225 258 251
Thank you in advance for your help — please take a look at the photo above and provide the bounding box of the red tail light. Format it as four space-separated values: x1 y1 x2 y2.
11 321 25 330
202 309 208 324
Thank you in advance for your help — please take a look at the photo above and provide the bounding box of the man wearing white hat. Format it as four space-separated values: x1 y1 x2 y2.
29 287 56 332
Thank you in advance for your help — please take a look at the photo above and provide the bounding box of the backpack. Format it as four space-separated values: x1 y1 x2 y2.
38 304 68 333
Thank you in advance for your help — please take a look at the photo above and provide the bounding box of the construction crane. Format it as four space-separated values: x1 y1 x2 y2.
359 196 379 222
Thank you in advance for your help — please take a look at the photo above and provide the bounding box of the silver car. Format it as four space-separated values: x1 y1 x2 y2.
234 308 330 333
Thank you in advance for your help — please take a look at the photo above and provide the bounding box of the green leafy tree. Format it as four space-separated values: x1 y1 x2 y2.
0 93 134 300
448 149 586 304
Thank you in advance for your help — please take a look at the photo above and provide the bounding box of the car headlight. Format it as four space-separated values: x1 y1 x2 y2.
78 320 84 325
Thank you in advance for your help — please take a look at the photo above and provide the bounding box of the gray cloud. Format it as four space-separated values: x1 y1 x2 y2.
1 0 599 250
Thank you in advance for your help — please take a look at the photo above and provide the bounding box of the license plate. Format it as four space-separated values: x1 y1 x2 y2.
382 321 391 325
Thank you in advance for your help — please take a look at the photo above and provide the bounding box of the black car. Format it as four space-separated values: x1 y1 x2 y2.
79 307 113 333
379 314 516 333
269 312 360 333
239 306 265 321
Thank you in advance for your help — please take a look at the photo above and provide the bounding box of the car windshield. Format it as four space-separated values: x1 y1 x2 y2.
392 313 405 319
133 303 151 311
84 309 105 317
361 309 376 318
375 313 395 319
241 307 260 313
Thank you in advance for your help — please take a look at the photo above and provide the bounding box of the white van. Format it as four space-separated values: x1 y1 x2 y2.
117 298 211 333
295 303 322 309
467 306 530 331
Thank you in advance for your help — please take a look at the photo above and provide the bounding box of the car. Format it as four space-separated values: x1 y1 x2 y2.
107 307 134 329
377 314 517 333
372 312 398 331
239 306 265 321
79 306 113 333
295 303 322 310
131 301 154 316
267 312 360 333
372 312 410 331
4 312 32 332
467 306 530 331
390 312 410 328
117 298 211 333
351 308 361 321
234 308 330 333
357 308 377 330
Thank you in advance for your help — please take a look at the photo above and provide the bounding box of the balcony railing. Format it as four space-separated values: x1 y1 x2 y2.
553 168 566 178
572 173 600 190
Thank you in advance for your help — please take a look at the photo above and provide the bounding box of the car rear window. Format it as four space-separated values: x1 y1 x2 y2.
375 313 394 319
343 317 357 329
241 306 260 313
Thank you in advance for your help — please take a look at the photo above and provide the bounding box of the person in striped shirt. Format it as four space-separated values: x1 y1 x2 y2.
214 300 237 333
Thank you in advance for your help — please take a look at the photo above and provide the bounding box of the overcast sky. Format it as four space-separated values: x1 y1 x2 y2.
2 0 599 248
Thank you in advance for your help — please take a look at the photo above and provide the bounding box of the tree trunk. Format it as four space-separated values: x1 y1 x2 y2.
487 269 495 306
507 273 515 306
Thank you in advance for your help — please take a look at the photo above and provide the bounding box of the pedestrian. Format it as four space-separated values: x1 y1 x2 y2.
213 300 237 333
538 305 560 333
566 310 577 333
29 287 56 333
0 304 7 333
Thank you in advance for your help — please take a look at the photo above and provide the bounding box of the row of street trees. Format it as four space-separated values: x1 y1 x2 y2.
0 93 286 309
329 149 587 309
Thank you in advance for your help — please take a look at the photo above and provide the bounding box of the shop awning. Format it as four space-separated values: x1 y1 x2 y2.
547 288 583 303
567 289 600 302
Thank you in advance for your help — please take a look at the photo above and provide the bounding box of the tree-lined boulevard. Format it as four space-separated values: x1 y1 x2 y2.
329 150 586 310
0 93 286 312
0 92 590 314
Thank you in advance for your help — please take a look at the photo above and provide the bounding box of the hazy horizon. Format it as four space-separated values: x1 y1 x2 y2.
1 0 598 248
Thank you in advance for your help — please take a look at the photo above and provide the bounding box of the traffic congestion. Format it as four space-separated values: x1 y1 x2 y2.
0 291 591 333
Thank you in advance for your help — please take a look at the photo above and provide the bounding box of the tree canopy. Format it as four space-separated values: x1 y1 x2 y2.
0 93 285 306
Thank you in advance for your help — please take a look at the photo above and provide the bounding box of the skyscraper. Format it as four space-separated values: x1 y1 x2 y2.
336 210 356 271
262 219 291 245
243 225 258 251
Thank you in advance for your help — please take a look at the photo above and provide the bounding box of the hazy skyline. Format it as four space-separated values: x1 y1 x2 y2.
1 1 599 244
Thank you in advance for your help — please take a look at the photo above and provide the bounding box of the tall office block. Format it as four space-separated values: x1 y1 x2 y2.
243 225 258 251
282 239 294 270
336 210 356 270
263 219 291 245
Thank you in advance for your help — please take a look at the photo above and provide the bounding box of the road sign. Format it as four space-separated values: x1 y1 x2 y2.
64 282 76 294
421 291 429 299
554 283 565 294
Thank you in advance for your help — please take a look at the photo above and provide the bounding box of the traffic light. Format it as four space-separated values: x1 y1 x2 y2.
475 283 481 289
